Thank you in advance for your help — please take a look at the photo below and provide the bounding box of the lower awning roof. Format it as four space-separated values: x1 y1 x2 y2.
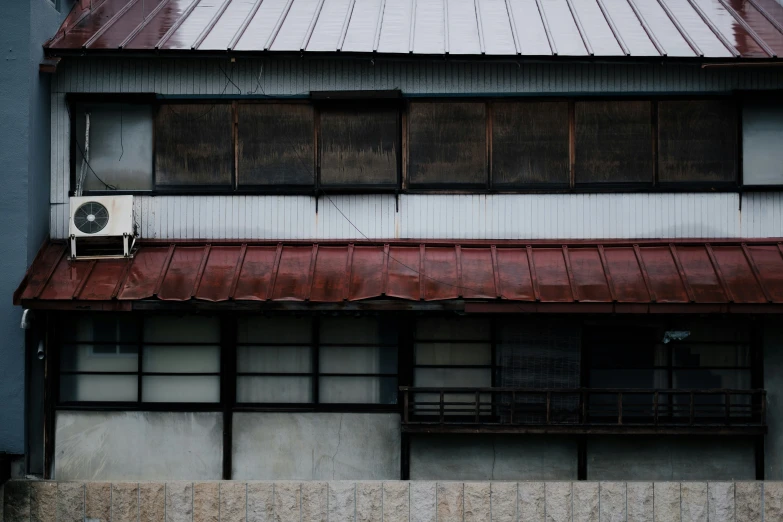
14 240 783 312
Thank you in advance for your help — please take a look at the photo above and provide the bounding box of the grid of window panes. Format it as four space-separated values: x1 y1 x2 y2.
412 317 493 415
58 315 221 404
586 320 754 421
236 316 399 405
70 96 783 194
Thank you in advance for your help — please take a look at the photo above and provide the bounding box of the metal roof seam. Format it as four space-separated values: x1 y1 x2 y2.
343 244 355 301
118 0 173 48
682 0 740 57
562 246 580 302
153 245 176 296
155 0 200 49
265 0 297 51
455 245 463 298
191 245 212 297
72 260 97 299
534 0 557 56
305 244 318 301
704 243 735 303
111 257 135 299
748 0 783 38
502 0 521 55
227 244 248 299
268 243 284 301
474 0 486 55
526 245 541 301
301 0 327 51
490 245 500 298
381 244 390 296
594 0 630 56
715 0 777 57
444 0 450 54
83 0 141 49
596 245 618 302
654 0 700 56
337 0 358 52
33 248 66 300
191 0 233 50
50 0 109 47
564 0 594 56
408 0 417 54
669 244 696 302
741 243 774 302
419 244 425 300
228 0 265 50
627 0 668 56
372 0 386 52
633 244 656 302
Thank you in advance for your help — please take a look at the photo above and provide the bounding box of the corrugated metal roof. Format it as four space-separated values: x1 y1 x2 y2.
45 0 783 58
14 240 783 307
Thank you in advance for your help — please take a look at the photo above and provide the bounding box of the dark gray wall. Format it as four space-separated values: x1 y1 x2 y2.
0 0 69 455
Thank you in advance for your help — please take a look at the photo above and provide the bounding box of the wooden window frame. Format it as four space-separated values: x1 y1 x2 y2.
68 94 751 197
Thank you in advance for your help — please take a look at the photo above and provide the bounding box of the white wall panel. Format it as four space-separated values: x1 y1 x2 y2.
50 58 783 241
50 193 783 240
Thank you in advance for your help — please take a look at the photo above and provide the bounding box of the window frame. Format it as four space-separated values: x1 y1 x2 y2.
68 93 751 197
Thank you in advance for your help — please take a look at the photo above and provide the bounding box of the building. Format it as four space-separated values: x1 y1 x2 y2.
0 0 72 482
5 0 783 519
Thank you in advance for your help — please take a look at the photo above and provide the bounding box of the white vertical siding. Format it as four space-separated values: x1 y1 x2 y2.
50 58 783 241
50 193 783 240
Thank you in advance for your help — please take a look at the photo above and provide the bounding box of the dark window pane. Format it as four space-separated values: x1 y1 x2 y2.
408 103 487 186
155 104 233 186
672 369 751 389
238 104 314 186
658 100 737 183
72 104 153 191
575 101 653 183
672 344 750 368
492 102 569 186
319 376 398 404
743 97 783 185
320 109 398 186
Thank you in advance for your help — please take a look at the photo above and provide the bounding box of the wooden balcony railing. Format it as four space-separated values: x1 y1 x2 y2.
399 387 767 435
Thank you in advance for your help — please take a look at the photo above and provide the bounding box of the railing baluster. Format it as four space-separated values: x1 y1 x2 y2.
403 388 409 424
618 392 623 425
510 391 515 425
725 391 730 426
582 390 588 425
653 391 659 426
689 391 695 426
546 391 552 424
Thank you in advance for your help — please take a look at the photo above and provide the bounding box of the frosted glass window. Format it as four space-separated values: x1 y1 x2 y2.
72 104 153 191
319 346 397 374
61 344 138 373
142 345 220 373
142 376 220 403
742 98 783 185
237 376 312 403
319 377 398 404
60 374 137 402
415 343 492 366
237 346 312 373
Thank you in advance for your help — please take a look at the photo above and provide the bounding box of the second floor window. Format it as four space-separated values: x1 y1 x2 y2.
69 94 782 194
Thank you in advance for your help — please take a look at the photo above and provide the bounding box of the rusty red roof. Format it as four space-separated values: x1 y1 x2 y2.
14 240 783 310
46 0 783 59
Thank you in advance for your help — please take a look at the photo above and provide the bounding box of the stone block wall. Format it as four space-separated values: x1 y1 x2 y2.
2 480 782 522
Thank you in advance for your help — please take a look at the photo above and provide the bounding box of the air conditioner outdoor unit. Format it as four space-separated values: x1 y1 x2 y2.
69 195 136 259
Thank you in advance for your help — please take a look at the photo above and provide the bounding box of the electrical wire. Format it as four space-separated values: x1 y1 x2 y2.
65 102 118 191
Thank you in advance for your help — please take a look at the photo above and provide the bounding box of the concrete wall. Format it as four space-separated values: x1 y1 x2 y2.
53 411 223 481
232 413 401 480
587 437 756 481
410 435 578 480
3 479 781 522
765 323 783 480
0 0 70 456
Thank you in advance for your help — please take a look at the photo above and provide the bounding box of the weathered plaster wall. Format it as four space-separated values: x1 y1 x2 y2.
53 411 223 480
587 436 756 480
0 0 70 456
232 413 401 480
3 479 780 522
409 434 578 480
765 322 783 480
